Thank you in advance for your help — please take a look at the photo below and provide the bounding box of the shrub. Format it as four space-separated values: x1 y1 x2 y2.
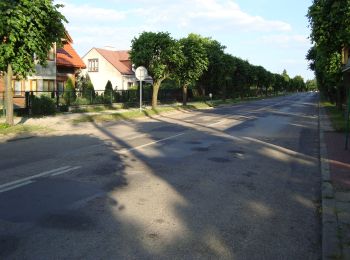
73 97 90 106
83 81 95 101
104 80 114 104
93 95 105 104
63 78 76 106
31 95 56 116
59 104 69 112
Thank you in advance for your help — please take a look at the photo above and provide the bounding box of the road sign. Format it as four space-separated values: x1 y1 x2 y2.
135 66 148 81
135 66 148 112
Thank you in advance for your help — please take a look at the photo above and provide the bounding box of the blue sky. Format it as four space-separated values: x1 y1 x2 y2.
59 0 314 80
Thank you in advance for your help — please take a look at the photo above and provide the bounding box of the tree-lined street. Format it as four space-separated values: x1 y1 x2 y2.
0 93 321 259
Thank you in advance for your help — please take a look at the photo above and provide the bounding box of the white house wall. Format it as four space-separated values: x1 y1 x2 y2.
82 49 136 91
27 60 56 91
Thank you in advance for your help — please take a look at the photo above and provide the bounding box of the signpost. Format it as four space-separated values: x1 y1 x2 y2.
135 66 148 112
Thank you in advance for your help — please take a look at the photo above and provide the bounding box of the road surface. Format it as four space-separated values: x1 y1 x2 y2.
0 93 321 259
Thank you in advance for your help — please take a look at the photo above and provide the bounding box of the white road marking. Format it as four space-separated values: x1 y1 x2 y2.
208 119 226 126
0 180 34 193
0 166 82 194
117 99 292 154
50 166 82 176
118 132 186 154
0 166 70 190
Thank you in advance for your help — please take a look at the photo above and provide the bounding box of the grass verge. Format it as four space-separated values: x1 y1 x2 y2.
72 102 215 124
72 95 288 124
0 123 47 136
321 101 347 132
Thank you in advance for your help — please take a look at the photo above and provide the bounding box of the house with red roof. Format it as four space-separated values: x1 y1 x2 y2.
56 33 86 93
82 47 136 91
0 32 85 108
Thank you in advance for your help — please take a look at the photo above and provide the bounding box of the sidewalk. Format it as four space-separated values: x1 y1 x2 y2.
320 105 350 259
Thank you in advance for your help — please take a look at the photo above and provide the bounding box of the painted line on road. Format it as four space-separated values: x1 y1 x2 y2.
50 166 82 176
115 97 295 155
118 132 186 154
0 165 82 194
207 119 227 127
0 180 34 193
0 166 70 190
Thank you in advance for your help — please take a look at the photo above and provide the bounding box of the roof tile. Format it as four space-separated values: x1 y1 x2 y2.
57 43 86 69
95 48 133 75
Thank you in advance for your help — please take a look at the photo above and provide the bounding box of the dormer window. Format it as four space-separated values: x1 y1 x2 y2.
88 59 99 72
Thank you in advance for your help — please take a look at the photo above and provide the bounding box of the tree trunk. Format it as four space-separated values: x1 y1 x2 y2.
152 80 161 109
223 81 227 101
182 84 188 106
5 64 14 126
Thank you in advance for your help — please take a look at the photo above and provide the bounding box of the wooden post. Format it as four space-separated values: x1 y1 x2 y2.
5 64 14 126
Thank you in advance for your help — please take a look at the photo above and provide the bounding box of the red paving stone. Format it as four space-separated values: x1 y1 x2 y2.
325 132 350 191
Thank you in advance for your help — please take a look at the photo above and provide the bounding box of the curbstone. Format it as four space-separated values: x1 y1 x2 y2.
319 102 341 260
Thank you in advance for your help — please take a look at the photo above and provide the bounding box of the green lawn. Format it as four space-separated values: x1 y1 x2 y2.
72 103 214 124
0 123 47 136
321 101 348 132
72 95 287 124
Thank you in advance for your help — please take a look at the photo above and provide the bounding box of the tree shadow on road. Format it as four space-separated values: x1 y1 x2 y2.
0 94 322 259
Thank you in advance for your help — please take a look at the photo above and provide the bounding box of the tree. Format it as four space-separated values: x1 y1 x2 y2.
104 80 113 104
77 73 95 100
273 74 285 94
63 78 76 106
307 0 350 108
0 0 66 125
196 38 226 97
221 54 236 100
130 32 182 109
282 69 290 91
306 79 318 91
290 75 306 92
175 34 208 105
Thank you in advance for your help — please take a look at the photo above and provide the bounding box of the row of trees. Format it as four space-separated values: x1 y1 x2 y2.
130 32 309 109
307 0 350 108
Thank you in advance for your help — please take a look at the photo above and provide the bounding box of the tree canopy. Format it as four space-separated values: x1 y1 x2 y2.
0 0 67 125
130 32 182 108
131 31 305 108
0 0 67 77
175 33 209 105
307 0 350 106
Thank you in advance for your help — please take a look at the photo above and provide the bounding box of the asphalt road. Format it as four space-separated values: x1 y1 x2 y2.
0 93 321 259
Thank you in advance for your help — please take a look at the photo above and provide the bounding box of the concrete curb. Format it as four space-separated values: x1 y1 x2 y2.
319 102 342 259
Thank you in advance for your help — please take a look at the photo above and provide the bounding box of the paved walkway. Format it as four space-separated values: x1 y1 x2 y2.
320 106 350 259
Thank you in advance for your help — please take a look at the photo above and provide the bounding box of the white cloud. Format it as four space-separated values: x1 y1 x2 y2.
259 34 310 48
187 0 291 32
56 0 313 78
60 2 126 23
57 0 292 53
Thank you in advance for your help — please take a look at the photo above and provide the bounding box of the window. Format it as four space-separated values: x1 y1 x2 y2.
47 47 55 61
43 80 55 92
12 80 23 96
88 59 99 72
30 80 37 92
57 81 64 95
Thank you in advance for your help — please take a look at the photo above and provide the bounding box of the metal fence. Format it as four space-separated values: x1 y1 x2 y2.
0 88 191 111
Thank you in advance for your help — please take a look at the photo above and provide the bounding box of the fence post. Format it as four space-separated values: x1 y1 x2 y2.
56 90 59 108
25 91 30 111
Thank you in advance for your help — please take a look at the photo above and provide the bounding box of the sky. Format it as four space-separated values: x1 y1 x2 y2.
58 0 314 80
